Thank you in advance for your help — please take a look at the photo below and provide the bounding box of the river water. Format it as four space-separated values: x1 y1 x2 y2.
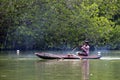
0 50 120 80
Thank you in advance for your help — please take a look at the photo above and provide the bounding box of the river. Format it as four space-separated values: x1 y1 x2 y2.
0 50 120 80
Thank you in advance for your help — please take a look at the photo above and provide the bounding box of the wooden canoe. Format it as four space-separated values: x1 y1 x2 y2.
35 52 101 59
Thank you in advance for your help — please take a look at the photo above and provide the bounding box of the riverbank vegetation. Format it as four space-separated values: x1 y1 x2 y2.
0 0 120 50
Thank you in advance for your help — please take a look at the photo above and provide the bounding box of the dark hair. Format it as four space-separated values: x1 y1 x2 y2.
84 40 89 45
85 40 89 43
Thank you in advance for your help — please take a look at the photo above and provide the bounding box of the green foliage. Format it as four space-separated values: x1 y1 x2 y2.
0 0 120 50
109 26 120 49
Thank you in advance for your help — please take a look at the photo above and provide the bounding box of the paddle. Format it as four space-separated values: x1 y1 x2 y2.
71 47 77 54
69 47 83 59
70 45 81 54
71 45 86 59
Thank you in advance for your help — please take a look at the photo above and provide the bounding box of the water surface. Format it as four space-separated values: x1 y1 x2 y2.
0 51 120 80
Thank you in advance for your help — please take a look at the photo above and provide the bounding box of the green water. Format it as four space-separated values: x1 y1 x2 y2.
0 51 120 80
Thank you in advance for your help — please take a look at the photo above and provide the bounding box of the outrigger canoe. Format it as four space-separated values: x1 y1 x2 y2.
35 52 101 59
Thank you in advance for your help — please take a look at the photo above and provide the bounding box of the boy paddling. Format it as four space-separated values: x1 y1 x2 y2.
77 40 90 56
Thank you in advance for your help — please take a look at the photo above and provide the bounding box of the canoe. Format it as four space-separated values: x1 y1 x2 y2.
35 52 101 59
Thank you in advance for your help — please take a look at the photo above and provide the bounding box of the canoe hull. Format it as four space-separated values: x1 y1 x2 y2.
35 52 101 59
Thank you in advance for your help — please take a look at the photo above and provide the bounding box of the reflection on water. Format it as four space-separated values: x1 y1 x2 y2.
0 51 120 80
35 59 89 80
81 60 89 80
